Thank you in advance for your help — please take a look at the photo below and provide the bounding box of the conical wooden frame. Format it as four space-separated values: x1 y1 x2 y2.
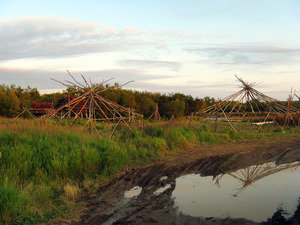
194 76 300 132
46 71 143 137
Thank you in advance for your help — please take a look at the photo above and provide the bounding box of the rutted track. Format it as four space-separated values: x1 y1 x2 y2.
49 136 300 225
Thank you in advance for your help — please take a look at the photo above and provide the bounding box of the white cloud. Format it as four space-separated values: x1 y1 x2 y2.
39 89 65 94
0 16 159 61
0 67 176 89
186 45 300 66
0 16 233 62
118 59 181 71
0 16 298 101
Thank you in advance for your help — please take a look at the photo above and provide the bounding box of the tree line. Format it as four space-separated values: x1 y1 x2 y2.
0 84 216 118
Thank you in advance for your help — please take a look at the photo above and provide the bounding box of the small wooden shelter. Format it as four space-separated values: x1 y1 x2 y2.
194 76 300 132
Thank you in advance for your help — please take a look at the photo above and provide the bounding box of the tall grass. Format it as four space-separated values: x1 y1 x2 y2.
0 118 298 224
0 184 30 224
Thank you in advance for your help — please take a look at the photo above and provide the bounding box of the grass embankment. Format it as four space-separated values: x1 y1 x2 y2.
0 118 299 224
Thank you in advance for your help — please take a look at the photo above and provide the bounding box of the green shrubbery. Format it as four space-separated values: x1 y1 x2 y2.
0 84 217 119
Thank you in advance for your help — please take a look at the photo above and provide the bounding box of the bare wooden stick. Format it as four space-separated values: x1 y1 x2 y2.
67 70 86 88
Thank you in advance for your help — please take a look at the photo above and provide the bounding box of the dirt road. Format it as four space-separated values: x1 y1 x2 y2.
50 134 300 225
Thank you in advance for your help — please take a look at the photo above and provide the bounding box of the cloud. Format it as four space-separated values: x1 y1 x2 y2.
134 78 293 101
0 67 294 100
0 16 233 62
39 89 65 94
0 67 68 89
118 59 181 71
186 45 300 65
0 16 158 61
186 80 235 89
0 67 175 90
0 66 215 98
132 80 237 99
149 30 231 40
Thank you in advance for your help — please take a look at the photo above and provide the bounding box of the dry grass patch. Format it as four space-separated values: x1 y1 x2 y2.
64 183 81 201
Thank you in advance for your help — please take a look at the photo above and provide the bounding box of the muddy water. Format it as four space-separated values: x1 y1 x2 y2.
79 145 300 225
124 186 142 198
172 161 300 222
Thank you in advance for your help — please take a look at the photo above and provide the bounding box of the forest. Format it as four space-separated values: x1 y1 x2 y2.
0 83 215 118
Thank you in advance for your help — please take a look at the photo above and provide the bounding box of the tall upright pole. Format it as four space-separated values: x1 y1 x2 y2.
88 93 94 134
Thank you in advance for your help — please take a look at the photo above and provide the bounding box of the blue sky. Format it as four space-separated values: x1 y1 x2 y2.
0 0 299 100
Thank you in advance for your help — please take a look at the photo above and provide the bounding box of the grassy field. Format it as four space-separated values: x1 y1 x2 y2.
0 117 299 224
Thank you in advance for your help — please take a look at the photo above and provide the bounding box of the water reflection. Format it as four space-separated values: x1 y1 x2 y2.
124 186 142 199
154 184 172 195
172 161 300 222
215 161 300 196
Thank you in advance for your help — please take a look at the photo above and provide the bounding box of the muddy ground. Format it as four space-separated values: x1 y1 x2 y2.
50 134 300 225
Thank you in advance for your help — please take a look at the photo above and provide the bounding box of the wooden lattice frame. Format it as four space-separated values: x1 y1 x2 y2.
46 71 143 138
14 107 37 120
194 76 300 132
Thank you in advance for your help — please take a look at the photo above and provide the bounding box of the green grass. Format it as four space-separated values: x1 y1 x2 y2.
0 118 299 224
0 184 30 224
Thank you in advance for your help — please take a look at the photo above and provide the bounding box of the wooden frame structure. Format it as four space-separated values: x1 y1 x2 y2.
14 107 37 120
284 88 300 127
46 71 143 138
147 103 162 122
194 76 300 132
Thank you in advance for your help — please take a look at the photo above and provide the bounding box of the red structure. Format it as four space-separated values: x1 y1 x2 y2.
31 101 54 114
65 96 87 111
57 96 88 111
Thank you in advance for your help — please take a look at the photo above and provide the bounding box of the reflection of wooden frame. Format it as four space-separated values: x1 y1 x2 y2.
194 76 300 132
215 161 300 196
46 71 143 138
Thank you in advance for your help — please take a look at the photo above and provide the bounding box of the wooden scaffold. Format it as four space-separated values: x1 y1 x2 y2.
46 71 143 138
285 88 300 126
14 101 54 121
194 76 300 132
13 107 37 120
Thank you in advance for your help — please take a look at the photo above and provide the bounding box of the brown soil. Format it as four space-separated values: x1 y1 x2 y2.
47 134 300 225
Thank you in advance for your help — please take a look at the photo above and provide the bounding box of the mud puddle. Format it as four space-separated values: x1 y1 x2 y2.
172 161 300 222
78 144 300 225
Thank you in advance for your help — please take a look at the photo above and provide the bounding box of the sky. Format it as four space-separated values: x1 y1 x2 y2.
0 0 299 100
